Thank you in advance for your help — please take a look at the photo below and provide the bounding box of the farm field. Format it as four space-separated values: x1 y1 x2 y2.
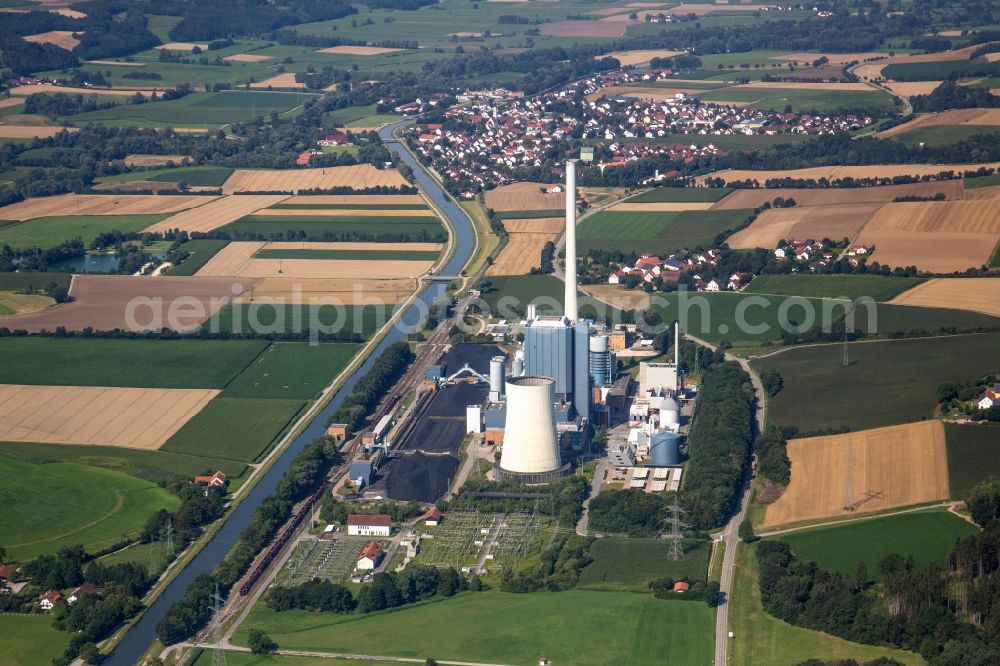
221 343 359 399
279 194 425 206
0 125 75 139
751 334 1000 431
579 538 710 591
890 124 1000 146
889 278 1000 317
195 241 436 279
219 216 444 241
233 590 715 666
236 277 416 305
627 187 732 203
945 423 1000 499
69 90 316 127
484 181 565 211
0 193 214 220
166 239 232 276
603 49 686 66
0 614 72 666
0 290 53 314
699 162 1000 186
498 217 564 233
0 455 180 560
205 303 394 337
0 337 267 388
744 274 924 301
251 208 434 218
728 544 926 666
697 86 895 113
761 421 949 528
253 248 439 261
194 653 404 666
0 213 169 250
725 203 881 250
488 232 556 275
96 165 234 187
494 209 563 219
222 165 408 193
0 385 219 449
0 275 253 333
579 209 751 255
144 194 287 233
711 180 965 210
772 509 976 580
161 397 304 463
322 104 401 129
479 274 616 320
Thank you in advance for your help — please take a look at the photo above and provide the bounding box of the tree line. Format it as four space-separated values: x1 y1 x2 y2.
328 341 414 433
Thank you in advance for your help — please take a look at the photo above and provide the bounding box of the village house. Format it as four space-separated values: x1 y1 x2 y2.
317 133 351 147
68 583 104 605
38 590 62 610
356 541 385 570
978 384 1000 410
194 471 227 488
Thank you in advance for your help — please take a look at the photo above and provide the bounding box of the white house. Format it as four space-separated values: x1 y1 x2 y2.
705 279 721 292
38 591 62 610
978 385 1000 410
356 541 385 570
347 514 392 537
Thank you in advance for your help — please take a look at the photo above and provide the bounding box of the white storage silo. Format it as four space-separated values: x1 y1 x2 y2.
500 376 561 475
489 355 505 402
660 396 680 429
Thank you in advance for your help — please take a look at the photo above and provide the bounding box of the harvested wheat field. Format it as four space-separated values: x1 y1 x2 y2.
247 277 416 304
282 194 425 205
881 81 942 97
144 194 287 233
488 233 556 275
712 181 964 209
879 108 1000 138
726 203 882 249
124 154 189 167
0 292 53 315
864 199 1000 234
771 52 889 65
0 98 24 110
0 125 74 139
540 20 628 38
0 385 218 449
51 8 86 18
318 45 403 56
223 53 273 62
612 201 716 212
10 84 160 97
0 275 254 333
501 217 565 234
855 43 996 81
0 194 214 221
699 162 1000 185
859 230 997 272
485 182 564 211
248 208 434 218
601 50 686 66
889 278 1000 317
586 85 706 102
250 73 306 90
583 284 650 311
156 42 209 51
261 241 441 252
24 31 80 50
964 184 1000 200
195 242 434 279
736 81 872 91
222 166 407 194
762 420 949 528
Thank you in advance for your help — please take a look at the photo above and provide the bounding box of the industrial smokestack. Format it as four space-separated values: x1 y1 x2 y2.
674 321 680 392
564 159 578 321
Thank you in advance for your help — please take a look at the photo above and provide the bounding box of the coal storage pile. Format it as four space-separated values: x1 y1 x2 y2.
385 453 460 502
400 417 467 454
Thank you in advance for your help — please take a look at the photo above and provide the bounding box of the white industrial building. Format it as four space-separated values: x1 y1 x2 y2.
346 514 392 537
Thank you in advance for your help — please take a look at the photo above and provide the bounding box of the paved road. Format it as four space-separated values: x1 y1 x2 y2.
575 459 607 536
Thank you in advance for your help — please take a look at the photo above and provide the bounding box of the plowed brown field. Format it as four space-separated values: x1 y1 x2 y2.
712 181 964 209
124 154 188 167
0 194 214 221
144 194 287 233
889 278 1000 317
222 166 407 193
223 54 273 62
0 385 218 449
762 421 949 528
726 203 882 249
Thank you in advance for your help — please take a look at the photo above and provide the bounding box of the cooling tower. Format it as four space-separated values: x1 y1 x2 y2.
489 355 505 401
564 159 578 322
500 376 561 475
649 431 681 466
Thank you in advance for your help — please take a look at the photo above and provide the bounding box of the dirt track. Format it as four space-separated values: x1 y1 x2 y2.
144 194 286 233
222 166 408 193
0 275 253 333
0 385 218 449
889 278 1000 317
762 421 949 528
0 194 215 221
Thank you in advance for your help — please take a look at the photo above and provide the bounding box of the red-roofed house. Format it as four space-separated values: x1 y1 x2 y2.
673 581 690 593
194 471 227 488
978 384 1000 410
38 591 62 610
347 514 392 536
356 541 385 570
319 133 350 147
423 508 443 526
0 564 12 580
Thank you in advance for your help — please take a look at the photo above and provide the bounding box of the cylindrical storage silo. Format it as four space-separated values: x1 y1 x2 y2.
489 356 505 399
660 396 680 428
589 334 611 387
648 431 681 466
512 355 524 377
500 376 561 474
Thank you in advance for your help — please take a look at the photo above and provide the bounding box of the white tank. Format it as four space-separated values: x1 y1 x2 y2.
489 356 505 398
589 335 609 353
512 355 524 377
500 376 561 474
660 396 680 428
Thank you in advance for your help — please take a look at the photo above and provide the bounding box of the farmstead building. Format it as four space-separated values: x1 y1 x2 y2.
347 514 392 536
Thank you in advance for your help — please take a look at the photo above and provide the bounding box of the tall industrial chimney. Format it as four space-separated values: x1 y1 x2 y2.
564 159 578 321
674 321 680 392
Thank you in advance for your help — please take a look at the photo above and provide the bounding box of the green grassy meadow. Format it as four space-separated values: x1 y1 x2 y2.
253 248 439 261
0 615 71 666
166 238 232 275
222 343 358 399
322 103 402 128
0 214 169 250
891 125 1000 147
204 303 394 338
194 654 405 666
744 274 925 301
882 60 1000 81
96 165 234 187
729 544 926 666
579 538 710 591
626 187 732 203
964 173 1000 189
0 337 267 388
945 423 1000 499
221 216 444 240
773 510 977 581
698 87 897 113
479 275 616 320
233 590 714 666
751 333 1000 431
161 397 305 463
0 272 72 293
0 455 180 560
579 209 751 255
